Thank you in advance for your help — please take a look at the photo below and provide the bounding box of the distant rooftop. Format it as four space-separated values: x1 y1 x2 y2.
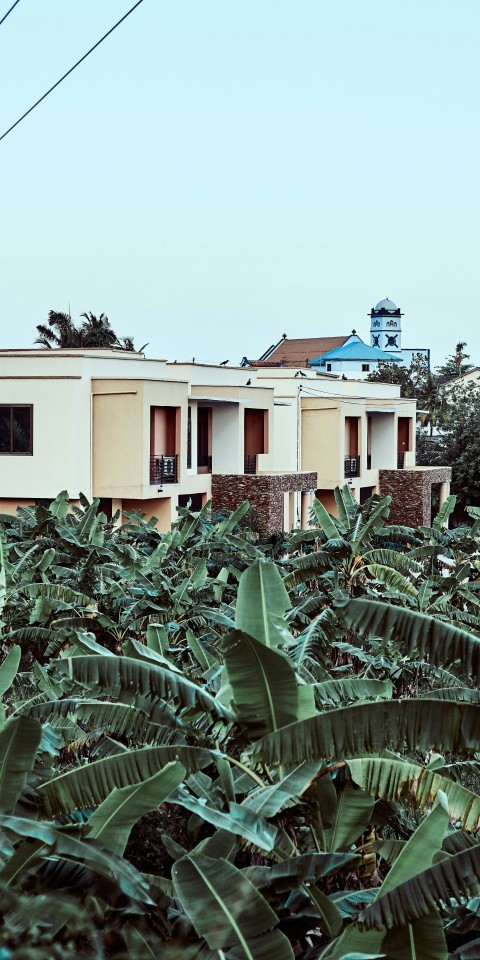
252 335 350 368
310 340 402 365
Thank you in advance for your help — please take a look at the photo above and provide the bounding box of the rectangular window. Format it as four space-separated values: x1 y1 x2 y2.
0 406 33 454
362 363 370 372
326 362 332 372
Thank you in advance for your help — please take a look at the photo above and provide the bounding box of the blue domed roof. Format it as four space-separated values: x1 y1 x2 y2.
375 298 397 311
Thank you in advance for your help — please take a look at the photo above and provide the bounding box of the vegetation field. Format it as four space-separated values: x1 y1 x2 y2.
0 488 479 959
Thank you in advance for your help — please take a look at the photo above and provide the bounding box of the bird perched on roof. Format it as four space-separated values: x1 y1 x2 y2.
295 370 307 378
246 378 251 385
220 359 229 366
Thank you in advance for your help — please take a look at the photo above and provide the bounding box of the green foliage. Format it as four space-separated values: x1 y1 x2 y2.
35 309 140 351
0 489 478 957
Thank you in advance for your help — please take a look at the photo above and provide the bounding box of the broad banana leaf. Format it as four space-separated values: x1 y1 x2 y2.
357 843 480 931
123 922 157 960
351 498 391 552
377 914 448 959
328 794 450 958
322 780 374 853
432 494 456 530
0 716 41 814
334 484 356 530
15 582 94 607
310 498 341 540
365 564 419 599
348 756 480 831
235 559 291 648
0 814 154 905
243 850 358 892
37 744 211 816
21 697 178 740
315 678 393 707
171 787 277 852
420 687 480 703
338 598 480 682
243 761 320 817
0 837 50 886
283 552 333 590
247 699 480 766
172 854 294 959
53 655 232 720
215 500 251 536
220 630 300 738
86 760 186 856
0 644 20 700
362 548 424 575
122 637 183 672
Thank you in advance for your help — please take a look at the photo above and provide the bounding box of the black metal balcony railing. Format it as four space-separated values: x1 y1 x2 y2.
197 453 212 472
244 454 257 475
344 456 360 478
397 452 405 469
150 454 178 485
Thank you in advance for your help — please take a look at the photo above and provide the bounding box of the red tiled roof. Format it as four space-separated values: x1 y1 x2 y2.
254 336 350 367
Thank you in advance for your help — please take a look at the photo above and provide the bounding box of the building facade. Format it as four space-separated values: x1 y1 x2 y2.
0 349 314 536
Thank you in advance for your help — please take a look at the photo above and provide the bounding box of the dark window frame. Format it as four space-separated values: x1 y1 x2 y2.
362 363 370 372
0 405 33 455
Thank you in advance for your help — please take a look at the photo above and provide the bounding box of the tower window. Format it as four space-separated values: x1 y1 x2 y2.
372 335 380 347
386 334 399 347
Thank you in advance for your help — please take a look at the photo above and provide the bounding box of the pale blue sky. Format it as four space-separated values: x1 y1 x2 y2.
0 0 478 366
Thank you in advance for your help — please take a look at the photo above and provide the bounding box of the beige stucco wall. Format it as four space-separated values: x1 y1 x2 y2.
301 404 341 484
0 376 92 499
92 378 189 500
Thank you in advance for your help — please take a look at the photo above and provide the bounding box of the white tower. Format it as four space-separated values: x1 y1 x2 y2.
369 298 403 353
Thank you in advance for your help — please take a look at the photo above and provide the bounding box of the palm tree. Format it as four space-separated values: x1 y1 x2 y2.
79 312 118 348
35 310 140 350
35 311 84 348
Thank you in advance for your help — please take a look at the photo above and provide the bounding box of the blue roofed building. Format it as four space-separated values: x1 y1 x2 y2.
309 335 401 376
249 298 430 379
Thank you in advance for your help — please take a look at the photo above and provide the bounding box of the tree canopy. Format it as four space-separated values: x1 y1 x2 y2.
35 310 143 351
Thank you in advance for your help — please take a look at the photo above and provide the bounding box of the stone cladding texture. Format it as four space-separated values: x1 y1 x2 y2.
379 467 452 527
212 473 317 536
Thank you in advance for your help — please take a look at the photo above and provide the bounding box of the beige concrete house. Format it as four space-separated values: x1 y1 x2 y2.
249 366 451 527
0 348 450 533
0 349 315 534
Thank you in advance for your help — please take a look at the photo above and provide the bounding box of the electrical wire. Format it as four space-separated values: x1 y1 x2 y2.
0 0 145 143
0 0 20 28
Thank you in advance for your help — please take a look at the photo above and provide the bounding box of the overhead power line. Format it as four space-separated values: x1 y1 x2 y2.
0 0 21 28
0 0 145 143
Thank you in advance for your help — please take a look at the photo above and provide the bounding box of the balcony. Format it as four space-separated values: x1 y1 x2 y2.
150 454 178 485
344 456 360 478
244 454 257 475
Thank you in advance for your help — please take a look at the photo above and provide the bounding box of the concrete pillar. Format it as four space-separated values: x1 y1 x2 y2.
438 481 451 526
301 491 314 528
112 498 122 526
289 492 296 530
